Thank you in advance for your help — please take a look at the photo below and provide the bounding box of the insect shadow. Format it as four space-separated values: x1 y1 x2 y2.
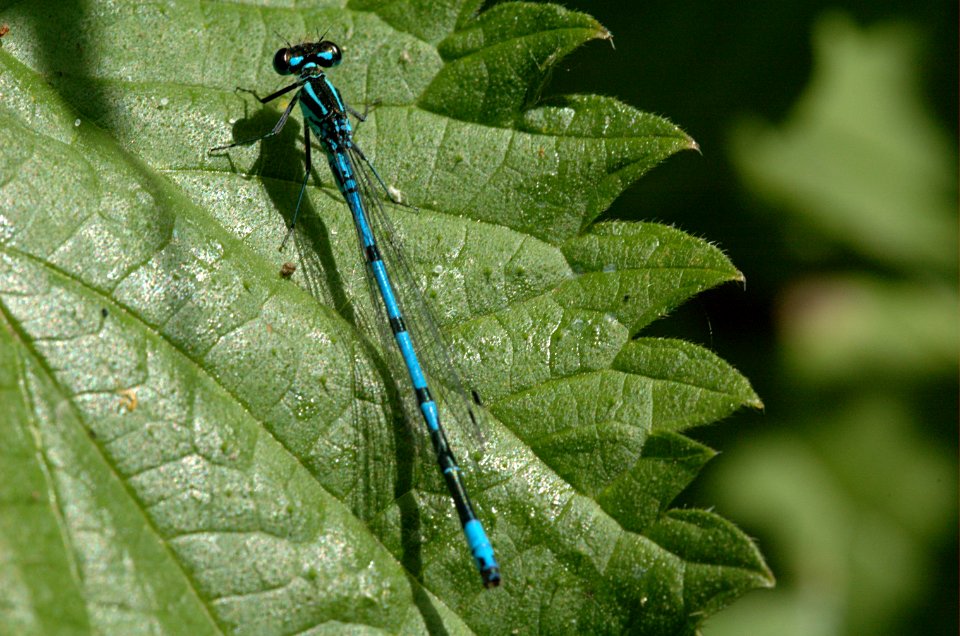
217 100 435 592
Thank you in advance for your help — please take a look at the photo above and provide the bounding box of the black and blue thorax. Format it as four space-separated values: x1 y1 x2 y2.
274 40 356 159
300 74 355 156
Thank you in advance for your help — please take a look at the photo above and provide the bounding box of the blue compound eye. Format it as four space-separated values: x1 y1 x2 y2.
315 41 342 67
272 47 293 75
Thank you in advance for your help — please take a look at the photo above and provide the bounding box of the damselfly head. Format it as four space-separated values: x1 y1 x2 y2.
272 40 342 75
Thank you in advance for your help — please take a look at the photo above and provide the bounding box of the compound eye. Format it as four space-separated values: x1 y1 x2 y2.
272 47 293 75
317 41 342 67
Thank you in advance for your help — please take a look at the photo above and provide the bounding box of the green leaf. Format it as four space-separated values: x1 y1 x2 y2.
422 3 610 126
0 1 770 633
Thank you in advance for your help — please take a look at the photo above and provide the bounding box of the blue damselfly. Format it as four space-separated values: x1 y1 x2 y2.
211 38 501 588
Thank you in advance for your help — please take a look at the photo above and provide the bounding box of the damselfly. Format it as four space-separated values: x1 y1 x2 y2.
211 38 501 588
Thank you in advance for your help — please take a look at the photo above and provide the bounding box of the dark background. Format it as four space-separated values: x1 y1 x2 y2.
543 1 957 634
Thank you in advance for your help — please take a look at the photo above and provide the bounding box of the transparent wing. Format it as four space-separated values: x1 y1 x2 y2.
346 144 487 453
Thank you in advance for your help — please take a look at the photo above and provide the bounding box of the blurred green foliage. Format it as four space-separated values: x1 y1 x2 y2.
551 2 958 635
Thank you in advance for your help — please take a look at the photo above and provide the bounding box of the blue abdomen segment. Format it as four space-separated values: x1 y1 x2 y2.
465 519 501 586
